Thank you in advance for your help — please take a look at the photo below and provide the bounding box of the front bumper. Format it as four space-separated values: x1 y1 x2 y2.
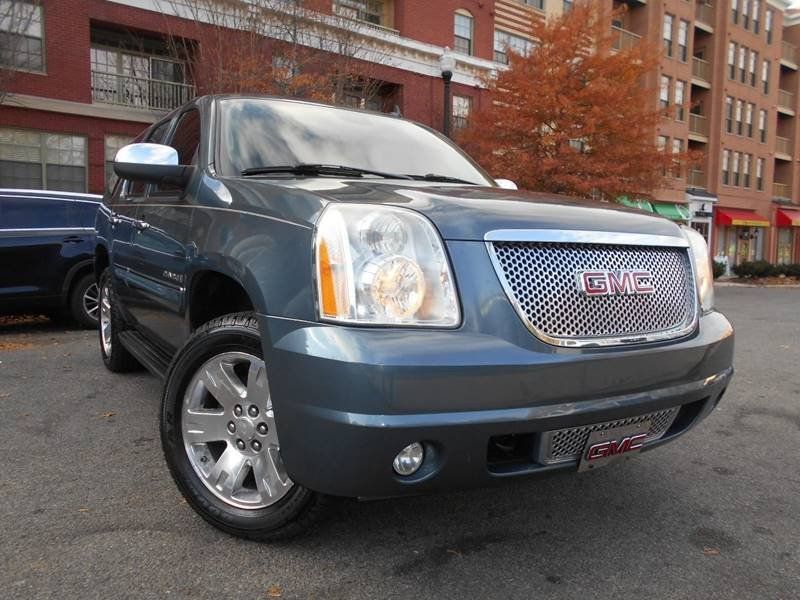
261 309 734 499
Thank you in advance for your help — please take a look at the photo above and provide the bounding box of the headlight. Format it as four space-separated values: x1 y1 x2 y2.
315 204 460 326
681 225 714 312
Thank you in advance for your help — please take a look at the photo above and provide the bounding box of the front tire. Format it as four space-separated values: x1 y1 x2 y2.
160 312 325 541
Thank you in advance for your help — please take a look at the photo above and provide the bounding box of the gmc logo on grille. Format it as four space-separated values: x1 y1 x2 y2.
586 433 648 461
577 270 655 296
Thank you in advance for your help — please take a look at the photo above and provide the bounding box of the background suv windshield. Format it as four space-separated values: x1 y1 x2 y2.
217 98 494 185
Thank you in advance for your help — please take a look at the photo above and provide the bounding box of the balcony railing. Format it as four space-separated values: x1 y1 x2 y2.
689 113 709 137
611 26 641 52
782 41 798 65
688 169 707 188
778 89 795 111
776 136 793 156
695 2 715 27
774 182 792 198
692 57 711 82
91 71 195 112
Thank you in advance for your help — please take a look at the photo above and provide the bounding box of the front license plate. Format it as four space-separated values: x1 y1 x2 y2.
577 421 651 472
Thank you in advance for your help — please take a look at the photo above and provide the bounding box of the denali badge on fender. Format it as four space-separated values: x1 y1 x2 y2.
578 421 652 472
577 269 656 296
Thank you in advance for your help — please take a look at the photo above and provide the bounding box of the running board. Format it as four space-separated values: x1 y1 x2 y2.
118 330 172 380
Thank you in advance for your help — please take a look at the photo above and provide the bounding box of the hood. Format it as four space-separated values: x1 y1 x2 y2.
278 179 684 241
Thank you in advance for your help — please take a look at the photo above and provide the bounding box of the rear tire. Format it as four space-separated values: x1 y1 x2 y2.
69 272 99 329
160 312 327 541
98 268 141 372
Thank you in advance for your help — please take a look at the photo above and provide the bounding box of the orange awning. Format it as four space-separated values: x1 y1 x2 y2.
776 208 800 227
715 208 770 227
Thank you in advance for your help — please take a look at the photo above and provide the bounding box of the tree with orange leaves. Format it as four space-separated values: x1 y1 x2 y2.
459 2 692 200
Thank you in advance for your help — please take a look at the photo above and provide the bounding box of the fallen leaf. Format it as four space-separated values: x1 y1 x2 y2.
446 549 462 557
77 507 90 513
266 585 282 598
703 546 720 556
99 411 116 419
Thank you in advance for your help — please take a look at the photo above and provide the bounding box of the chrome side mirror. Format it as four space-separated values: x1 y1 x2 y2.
114 143 193 187
495 179 518 190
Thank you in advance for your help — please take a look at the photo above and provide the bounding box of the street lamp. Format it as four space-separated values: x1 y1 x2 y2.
439 47 456 137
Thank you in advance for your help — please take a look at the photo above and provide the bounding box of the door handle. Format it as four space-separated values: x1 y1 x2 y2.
109 213 122 226
62 235 83 243
133 219 150 232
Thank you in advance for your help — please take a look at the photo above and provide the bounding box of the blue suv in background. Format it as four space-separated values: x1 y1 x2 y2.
0 189 102 327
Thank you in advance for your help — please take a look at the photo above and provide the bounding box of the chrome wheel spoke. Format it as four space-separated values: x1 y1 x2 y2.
83 283 99 317
99 284 113 355
253 448 292 502
207 446 248 498
246 360 268 403
200 359 246 408
183 410 229 444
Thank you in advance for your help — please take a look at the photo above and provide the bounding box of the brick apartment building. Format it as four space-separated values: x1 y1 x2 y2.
1 0 799 266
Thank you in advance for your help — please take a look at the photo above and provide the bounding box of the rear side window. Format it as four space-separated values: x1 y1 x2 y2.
1 196 71 229
71 201 100 227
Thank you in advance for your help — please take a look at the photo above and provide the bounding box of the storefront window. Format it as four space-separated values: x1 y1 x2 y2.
776 229 793 264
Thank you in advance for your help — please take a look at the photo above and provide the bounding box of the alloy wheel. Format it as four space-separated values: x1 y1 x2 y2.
99 282 113 356
83 283 99 322
181 351 293 510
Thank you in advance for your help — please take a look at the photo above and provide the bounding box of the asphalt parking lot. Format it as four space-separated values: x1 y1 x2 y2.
0 286 798 599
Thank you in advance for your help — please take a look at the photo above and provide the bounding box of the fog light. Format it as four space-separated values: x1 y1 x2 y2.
393 442 424 476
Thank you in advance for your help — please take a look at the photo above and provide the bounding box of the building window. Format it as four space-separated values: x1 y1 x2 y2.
658 135 669 175
728 42 736 79
766 9 773 44
659 75 671 110
0 128 87 192
777 228 792 264
523 0 545 9
678 20 688 62
91 45 191 112
762 59 770 94
454 11 474 55
725 96 734 133
0 0 44 72
562 0 573 11
732 151 741 186
333 0 391 27
739 46 747 83
671 138 683 177
749 50 758 86
735 99 744 135
493 30 532 64
452 95 472 131
663 14 674 58
674 80 685 121
104 135 133 193
742 0 750 29
746 103 754 137
758 109 767 142
752 0 760 33
722 149 730 185
742 153 751 187
731 0 739 24
756 157 764 190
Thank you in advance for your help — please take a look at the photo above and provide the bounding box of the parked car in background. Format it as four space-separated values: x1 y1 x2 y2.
96 96 734 541
0 189 102 327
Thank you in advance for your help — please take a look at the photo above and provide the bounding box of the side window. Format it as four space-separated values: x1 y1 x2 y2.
3 197 70 229
170 109 201 166
153 109 200 195
129 120 172 197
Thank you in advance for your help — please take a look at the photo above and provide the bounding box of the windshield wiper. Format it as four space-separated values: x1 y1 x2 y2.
241 163 413 180
407 173 479 185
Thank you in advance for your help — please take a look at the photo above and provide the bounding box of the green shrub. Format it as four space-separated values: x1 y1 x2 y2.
783 263 800 278
712 261 727 279
732 260 776 278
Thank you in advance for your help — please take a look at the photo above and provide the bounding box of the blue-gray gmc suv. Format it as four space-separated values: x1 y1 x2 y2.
95 95 734 540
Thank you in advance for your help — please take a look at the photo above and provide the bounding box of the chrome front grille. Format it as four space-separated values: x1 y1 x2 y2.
537 407 680 465
488 240 697 346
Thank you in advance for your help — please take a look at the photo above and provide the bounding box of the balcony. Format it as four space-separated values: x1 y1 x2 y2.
774 182 792 199
611 26 641 52
695 3 715 33
91 71 194 112
688 169 707 189
333 0 398 33
775 136 793 159
781 41 798 70
777 89 796 116
688 113 709 141
691 57 712 88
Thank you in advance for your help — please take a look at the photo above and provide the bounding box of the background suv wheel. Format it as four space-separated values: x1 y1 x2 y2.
70 272 99 329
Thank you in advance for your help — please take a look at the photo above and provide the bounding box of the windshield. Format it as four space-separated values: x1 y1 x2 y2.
217 98 494 185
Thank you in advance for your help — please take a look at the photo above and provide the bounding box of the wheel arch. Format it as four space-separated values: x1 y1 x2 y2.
61 258 95 302
186 265 264 332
